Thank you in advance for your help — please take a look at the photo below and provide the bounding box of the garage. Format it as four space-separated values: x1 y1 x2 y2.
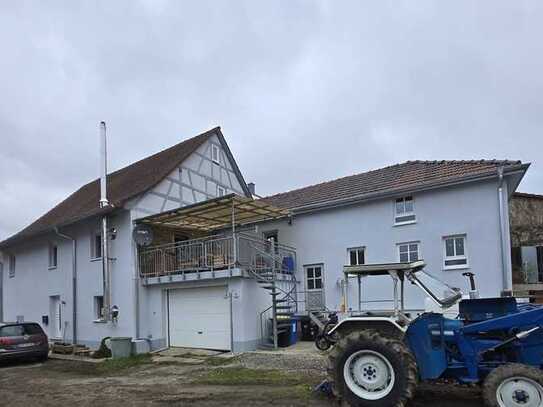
168 286 231 350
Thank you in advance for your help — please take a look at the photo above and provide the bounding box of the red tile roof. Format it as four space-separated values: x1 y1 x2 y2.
261 160 527 210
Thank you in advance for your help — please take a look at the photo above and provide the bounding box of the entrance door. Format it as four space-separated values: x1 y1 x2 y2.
305 264 324 310
49 296 62 339
168 286 231 350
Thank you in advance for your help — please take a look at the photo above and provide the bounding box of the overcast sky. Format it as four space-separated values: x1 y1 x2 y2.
1 1 542 239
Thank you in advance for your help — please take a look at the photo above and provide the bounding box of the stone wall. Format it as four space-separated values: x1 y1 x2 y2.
510 193 543 247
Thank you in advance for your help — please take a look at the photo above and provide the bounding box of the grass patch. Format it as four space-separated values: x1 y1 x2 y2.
96 354 152 374
194 366 310 386
204 355 240 366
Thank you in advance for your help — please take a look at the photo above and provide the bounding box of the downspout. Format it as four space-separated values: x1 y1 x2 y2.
131 218 140 339
99 121 111 321
54 227 77 344
0 261 3 322
497 167 510 294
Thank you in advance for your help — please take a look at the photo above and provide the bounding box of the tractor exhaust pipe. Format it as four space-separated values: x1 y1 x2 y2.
462 272 479 299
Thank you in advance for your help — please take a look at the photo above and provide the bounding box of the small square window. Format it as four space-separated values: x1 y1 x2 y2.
348 247 365 266
211 144 220 164
398 242 420 263
217 185 226 197
394 196 416 225
443 235 468 269
49 244 58 269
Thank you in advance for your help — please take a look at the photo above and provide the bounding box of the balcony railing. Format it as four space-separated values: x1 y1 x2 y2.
138 233 296 279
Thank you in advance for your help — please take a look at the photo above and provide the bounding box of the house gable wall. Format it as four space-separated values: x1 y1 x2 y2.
129 134 246 219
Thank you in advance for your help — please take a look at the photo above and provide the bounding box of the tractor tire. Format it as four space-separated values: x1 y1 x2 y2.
327 330 417 407
483 363 543 407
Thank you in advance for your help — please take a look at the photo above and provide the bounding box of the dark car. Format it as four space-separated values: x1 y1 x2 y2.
0 322 49 362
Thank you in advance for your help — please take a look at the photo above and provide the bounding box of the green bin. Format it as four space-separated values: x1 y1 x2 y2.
109 337 132 358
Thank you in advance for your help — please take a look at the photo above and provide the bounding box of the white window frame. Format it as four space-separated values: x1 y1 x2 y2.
394 196 416 225
397 241 420 263
211 144 220 164
443 235 469 270
90 230 102 260
8 254 16 278
93 295 105 321
305 264 324 291
347 247 366 266
48 243 58 269
217 185 226 197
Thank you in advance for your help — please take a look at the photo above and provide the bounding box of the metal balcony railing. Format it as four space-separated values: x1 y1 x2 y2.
138 233 296 279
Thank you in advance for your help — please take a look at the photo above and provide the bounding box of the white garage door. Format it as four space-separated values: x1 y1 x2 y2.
168 286 231 351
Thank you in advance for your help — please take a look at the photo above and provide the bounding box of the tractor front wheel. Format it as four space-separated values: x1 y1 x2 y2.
483 364 543 407
328 330 417 407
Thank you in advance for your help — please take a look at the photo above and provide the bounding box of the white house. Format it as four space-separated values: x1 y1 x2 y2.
0 127 529 352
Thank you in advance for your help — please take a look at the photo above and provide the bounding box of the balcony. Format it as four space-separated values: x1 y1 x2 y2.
134 194 296 285
139 233 296 284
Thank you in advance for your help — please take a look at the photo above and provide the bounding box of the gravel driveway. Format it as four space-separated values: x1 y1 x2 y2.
0 349 483 406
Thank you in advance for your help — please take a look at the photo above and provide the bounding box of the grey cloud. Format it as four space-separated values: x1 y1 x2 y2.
1 0 542 239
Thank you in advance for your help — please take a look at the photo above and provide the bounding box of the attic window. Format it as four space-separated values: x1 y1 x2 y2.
395 196 416 225
211 144 220 164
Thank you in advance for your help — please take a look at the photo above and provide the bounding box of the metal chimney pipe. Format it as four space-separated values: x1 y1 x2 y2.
99 121 111 321
99 121 109 208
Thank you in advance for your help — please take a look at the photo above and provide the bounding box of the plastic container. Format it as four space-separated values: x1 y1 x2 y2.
288 319 298 345
109 337 133 358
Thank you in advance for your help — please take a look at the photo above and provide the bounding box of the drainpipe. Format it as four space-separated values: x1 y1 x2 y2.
497 167 510 294
99 121 111 320
131 220 140 339
0 261 3 322
54 228 77 344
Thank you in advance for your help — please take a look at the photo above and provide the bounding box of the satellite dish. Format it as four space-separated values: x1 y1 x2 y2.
133 224 154 247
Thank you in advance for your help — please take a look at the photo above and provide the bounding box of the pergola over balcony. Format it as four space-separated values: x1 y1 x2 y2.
137 193 290 232
136 194 295 284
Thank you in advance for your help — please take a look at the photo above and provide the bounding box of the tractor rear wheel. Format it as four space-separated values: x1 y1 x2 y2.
483 364 543 407
327 330 417 407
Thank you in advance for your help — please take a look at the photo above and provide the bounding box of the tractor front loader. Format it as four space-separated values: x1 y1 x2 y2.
327 261 543 407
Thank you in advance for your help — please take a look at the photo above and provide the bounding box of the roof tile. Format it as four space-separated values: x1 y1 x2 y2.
260 160 524 210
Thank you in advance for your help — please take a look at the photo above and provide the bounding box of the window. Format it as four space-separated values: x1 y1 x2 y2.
348 247 365 266
306 265 323 290
217 185 226 197
0 325 24 337
91 231 102 260
94 296 105 320
398 242 420 263
395 196 416 224
49 244 58 269
443 235 468 269
8 254 15 278
211 144 220 164
264 230 279 254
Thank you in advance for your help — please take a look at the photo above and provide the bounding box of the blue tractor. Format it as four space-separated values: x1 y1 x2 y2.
327 261 543 407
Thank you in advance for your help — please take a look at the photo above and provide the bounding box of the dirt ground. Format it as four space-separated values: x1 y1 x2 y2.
0 356 483 406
